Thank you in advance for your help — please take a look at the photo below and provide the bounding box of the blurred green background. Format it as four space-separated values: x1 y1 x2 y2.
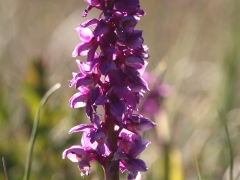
0 0 240 179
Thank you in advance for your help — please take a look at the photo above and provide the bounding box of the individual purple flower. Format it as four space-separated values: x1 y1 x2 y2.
69 115 111 157
62 145 99 177
113 129 150 178
63 0 154 179
69 86 89 108
124 114 156 134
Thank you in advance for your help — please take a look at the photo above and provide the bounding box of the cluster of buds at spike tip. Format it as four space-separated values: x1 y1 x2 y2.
62 0 156 179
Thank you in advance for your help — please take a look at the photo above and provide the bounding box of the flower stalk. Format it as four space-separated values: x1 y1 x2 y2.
63 0 156 179
104 106 120 180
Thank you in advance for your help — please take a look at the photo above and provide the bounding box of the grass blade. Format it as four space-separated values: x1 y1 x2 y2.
218 109 233 180
193 156 202 180
23 83 61 180
2 157 8 180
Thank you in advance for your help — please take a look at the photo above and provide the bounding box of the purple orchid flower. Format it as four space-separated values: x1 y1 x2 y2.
113 129 149 179
69 115 111 157
63 0 155 179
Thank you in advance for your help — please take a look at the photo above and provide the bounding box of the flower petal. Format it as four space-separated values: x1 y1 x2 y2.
76 77 94 88
69 92 89 108
84 0 100 6
126 158 147 172
125 56 144 69
96 141 111 157
78 160 91 177
94 95 108 105
69 124 94 134
110 100 126 117
93 20 109 37
129 138 150 158
62 145 86 161
75 27 93 42
81 18 99 28
72 42 92 57
126 31 143 49
128 115 156 132
113 152 129 161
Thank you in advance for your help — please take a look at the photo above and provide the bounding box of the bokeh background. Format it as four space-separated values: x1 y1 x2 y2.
1 0 240 179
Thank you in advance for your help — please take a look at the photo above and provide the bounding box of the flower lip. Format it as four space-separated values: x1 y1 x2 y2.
62 145 86 161
69 92 89 108
72 42 92 57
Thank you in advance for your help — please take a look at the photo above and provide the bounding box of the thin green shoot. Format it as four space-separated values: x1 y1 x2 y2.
193 156 202 180
23 83 61 180
218 109 234 180
2 156 8 180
